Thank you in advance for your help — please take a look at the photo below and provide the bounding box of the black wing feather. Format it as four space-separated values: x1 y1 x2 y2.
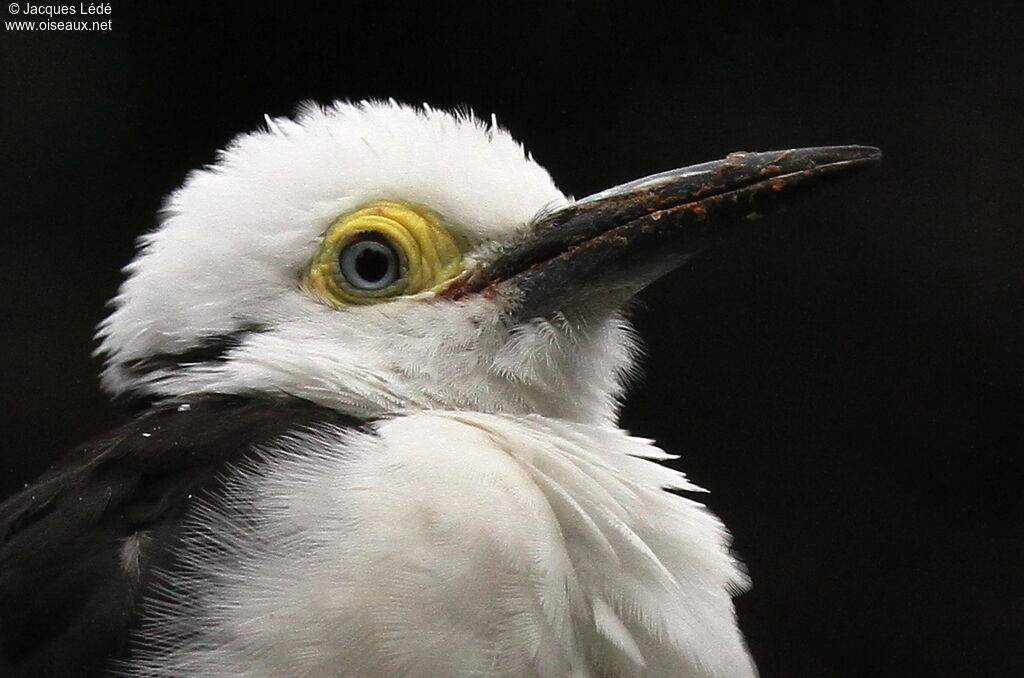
0 395 366 677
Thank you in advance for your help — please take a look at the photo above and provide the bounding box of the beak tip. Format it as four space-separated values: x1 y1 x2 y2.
818 144 883 167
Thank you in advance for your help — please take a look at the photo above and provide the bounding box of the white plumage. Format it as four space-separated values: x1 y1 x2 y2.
122 414 753 677
96 101 759 677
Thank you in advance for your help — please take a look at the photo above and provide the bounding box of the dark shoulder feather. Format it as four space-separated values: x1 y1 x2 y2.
0 395 366 678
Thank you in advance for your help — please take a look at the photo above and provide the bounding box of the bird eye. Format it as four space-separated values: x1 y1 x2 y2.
305 201 467 307
337 237 401 291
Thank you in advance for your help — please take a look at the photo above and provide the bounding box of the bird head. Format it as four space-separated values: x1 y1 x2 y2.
97 101 878 424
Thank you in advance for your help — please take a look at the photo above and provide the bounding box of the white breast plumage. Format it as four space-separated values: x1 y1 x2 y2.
121 413 755 678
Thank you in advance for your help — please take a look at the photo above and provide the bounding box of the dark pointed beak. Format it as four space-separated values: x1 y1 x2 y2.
446 145 881 317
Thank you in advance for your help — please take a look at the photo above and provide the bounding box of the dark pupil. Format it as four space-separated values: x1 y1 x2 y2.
355 247 389 283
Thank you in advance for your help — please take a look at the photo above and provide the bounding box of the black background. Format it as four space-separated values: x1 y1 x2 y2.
2 2 1022 675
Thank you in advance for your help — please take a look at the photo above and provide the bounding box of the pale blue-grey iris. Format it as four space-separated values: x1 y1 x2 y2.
338 238 401 291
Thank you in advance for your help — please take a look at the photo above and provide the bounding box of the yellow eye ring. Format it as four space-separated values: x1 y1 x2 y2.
306 201 466 307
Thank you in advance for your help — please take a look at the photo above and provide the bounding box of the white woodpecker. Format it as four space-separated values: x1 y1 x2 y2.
0 101 879 678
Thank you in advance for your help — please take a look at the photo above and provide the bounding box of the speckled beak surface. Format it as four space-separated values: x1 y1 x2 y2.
463 145 881 316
